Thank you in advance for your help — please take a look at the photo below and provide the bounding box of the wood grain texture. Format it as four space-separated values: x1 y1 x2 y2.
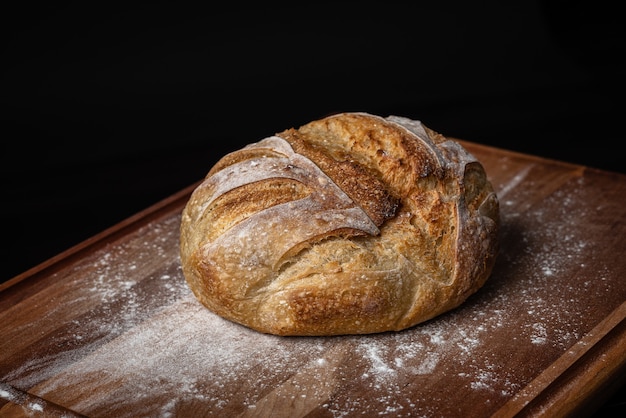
1 142 625 417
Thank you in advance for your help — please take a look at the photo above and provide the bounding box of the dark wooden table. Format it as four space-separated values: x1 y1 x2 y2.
1 141 625 417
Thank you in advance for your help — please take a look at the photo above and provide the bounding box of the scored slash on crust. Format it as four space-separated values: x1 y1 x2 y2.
198 135 380 272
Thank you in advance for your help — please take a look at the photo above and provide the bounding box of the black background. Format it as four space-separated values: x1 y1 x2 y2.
1 1 624 414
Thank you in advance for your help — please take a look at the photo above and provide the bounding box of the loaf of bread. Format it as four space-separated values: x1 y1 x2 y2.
179 112 499 336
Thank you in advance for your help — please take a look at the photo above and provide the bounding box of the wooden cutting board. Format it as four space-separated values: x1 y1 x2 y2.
1 141 625 418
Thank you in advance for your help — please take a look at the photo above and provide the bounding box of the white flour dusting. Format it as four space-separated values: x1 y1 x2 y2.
4 169 622 417
0 388 14 402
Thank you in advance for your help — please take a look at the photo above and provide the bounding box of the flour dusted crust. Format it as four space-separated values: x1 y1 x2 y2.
179 112 499 336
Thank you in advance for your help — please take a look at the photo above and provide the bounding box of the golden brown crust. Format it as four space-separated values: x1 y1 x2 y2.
179 112 499 336
277 127 399 227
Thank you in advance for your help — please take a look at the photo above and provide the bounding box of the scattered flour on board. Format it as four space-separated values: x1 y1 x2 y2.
20 217 521 418
6 172 620 417
501 176 616 349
